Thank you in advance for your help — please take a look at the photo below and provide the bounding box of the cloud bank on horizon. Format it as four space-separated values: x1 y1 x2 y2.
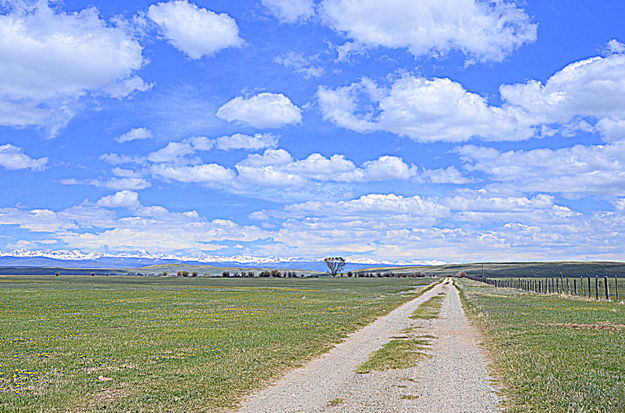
1 0 625 264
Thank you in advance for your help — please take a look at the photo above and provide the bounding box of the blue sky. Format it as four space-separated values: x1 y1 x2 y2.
1 0 625 264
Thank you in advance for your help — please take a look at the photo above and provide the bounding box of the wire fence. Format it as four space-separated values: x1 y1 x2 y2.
466 275 624 301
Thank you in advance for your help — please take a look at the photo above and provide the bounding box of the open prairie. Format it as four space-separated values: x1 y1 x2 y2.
0 275 434 412
458 278 625 412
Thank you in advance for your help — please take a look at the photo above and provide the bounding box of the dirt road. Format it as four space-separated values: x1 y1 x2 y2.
237 279 500 413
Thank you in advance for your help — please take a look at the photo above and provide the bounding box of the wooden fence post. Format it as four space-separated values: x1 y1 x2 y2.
595 276 599 300
566 278 571 295
580 278 584 296
604 276 610 301
574 279 577 296
587 277 592 298
615 276 619 301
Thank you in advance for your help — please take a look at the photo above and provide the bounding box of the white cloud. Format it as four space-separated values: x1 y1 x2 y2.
112 167 143 178
100 153 145 165
423 166 473 184
274 52 324 78
104 177 151 191
0 144 48 171
320 0 537 62
0 196 269 253
320 50 625 143
147 0 243 59
596 118 625 142
606 39 625 55
499 53 625 125
318 76 532 142
458 142 625 196
261 0 314 23
152 163 236 184
362 155 417 181
216 133 278 151
217 93 303 128
97 190 141 209
147 136 213 163
0 1 149 134
117 127 153 143
286 153 360 181
238 148 294 167
60 177 151 191
234 151 419 187
249 190 602 262
236 165 307 187
287 193 449 217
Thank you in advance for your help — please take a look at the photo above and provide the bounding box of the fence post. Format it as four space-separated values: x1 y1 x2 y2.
595 276 599 300
604 276 610 301
580 277 584 296
615 276 619 301
573 279 577 296
566 278 571 295
587 277 592 298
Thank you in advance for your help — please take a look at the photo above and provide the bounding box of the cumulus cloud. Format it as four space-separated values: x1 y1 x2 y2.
0 144 48 171
362 155 417 181
100 153 146 165
216 133 278 151
117 127 153 143
320 0 537 62
144 145 470 194
147 136 213 163
233 151 420 187
458 142 625 196
152 163 236 184
97 190 141 209
217 93 303 128
318 76 533 142
606 39 625 55
261 0 314 23
0 1 149 134
499 53 625 125
0 195 269 253
147 0 243 59
319 50 625 143
423 166 473 184
249 190 593 261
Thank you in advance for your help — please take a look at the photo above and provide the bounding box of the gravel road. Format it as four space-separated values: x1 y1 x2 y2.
408 281 501 413
236 279 501 413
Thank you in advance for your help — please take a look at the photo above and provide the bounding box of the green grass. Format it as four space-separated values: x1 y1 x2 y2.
356 338 431 374
410 293 445 320
458 278 625 413
327 398 345 407
0 275 436 412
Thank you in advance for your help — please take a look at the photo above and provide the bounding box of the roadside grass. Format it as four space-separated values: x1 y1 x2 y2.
457 278 625 413
355 338 431 374
327 398 345 407
0 275 437 412
410 293 445 320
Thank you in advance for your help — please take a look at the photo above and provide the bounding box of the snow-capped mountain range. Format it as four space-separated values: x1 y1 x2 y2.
0 249 440 271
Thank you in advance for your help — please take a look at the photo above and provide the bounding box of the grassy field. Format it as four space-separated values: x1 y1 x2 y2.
0 275 435 412
458 278 625 412
359 261 625 278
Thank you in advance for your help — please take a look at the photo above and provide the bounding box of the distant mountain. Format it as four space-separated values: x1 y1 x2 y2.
0 253 407 273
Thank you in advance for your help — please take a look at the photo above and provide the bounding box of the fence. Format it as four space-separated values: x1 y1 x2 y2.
466 275 623 301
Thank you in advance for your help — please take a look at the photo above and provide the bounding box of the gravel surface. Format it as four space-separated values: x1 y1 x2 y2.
236 279 501 413
408 281 502 413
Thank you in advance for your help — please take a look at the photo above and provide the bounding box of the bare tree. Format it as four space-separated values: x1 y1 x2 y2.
324 257 346 277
